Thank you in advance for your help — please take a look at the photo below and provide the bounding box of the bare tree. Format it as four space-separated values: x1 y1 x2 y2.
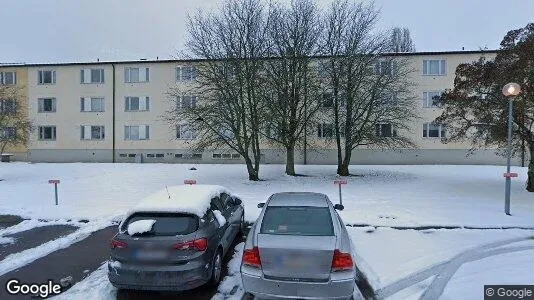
0 85 31 156
321 0 418 176
262 0 323 176
390 27 416 53
166 0 269 181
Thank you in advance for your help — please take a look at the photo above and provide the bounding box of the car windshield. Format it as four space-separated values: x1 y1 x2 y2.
123 213 198 236
260 206 334 236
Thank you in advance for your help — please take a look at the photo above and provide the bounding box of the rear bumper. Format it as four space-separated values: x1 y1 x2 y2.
107 259 210 291
242 271 355 299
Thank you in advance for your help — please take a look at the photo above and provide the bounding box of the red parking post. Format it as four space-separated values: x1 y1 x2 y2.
48 179 60 205
333 180 348 205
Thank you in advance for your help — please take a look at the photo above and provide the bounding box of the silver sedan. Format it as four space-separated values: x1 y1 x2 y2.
241 192 356 300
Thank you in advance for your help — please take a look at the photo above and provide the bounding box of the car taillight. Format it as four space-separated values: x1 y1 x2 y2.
242 247 261 268
173 238 208 251
110 239 128 249
331 249 353 272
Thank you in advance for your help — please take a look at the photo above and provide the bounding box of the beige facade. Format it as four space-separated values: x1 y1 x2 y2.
0 65 29 159
1 51 526 165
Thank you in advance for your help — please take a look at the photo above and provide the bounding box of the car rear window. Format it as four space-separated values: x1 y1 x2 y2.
260 206 334 236
123 213 198 236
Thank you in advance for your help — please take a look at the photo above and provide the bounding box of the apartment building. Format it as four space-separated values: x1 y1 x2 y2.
0 50 526 165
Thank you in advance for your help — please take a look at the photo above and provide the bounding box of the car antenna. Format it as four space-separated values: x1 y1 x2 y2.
165 185 171 199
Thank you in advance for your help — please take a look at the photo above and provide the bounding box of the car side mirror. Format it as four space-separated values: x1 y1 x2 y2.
334 204 344 211
257 202 265 208
234 198 242 205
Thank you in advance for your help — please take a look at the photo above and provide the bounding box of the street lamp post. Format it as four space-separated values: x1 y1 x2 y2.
501 82 521 216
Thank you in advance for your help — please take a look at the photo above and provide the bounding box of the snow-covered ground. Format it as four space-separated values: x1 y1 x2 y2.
1 163 532 228
1 162 533 299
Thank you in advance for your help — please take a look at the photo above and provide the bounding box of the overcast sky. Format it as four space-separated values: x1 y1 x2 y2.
1 0 532 64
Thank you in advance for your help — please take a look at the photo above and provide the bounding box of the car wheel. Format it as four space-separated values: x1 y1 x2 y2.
209 250 223 286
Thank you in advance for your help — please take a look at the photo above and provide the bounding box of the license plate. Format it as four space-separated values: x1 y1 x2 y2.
135 250 168 261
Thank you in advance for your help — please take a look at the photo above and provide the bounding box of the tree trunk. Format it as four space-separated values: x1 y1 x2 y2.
0 141 7 155
338 147 352 176
285 145 296 176
244 156 259 181
527 145 534 192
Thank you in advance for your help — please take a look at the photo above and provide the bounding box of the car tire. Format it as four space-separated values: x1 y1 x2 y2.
209 250 223 286
242 292 255 300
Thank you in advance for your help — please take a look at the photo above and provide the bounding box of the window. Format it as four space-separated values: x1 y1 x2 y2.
423 91 442 108
155 153 164 158
375 123 397 137
128 153 136 158
260 206 334 236
119 153 127 158
125 96 150 111
0 127 15 140
177 95 197 109
124 67 149 83
0 72 17 85
0 99 16 114
176 66 197 81
38 98 56 113
423 59 446 75
125 125 150 140
123 213 198 236
80 97 104 112
38 70 56 84
146 153 155 158
174 153 183 158
232 153 240 159
379 92 398 107
423 123 446 138
374 60 396 76
177 124 197 140
81 125 105 140
38 126 56 140
80 69 104 84
322 93 333 108
192 153 202 159
317 123 334 138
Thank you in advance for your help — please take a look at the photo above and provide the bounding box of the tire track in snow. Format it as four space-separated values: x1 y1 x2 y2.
375 235 534 299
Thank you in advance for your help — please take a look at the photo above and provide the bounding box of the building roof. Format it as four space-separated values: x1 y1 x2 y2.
0 50 498 68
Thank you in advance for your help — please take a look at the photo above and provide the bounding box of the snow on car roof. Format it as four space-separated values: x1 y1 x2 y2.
125 184 230 218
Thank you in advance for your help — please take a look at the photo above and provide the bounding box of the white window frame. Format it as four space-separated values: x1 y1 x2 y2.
80 97 105 112
124 125 150 140
80 69 105 84
38 70 56 85
38 98 57 113
177 95 197 109
124 67 149 83
80 125 105 140
423 123 446 138
0 71 17 85
375 123 397 138
38 126 56 141
422 59 446 76
423 91 442 108
374 60 396 76
176 66 197 82
177 124 197 140
125 96 150 111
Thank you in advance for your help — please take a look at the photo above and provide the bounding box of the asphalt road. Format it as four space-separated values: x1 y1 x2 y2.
0 225 118 299
0 225 78 260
